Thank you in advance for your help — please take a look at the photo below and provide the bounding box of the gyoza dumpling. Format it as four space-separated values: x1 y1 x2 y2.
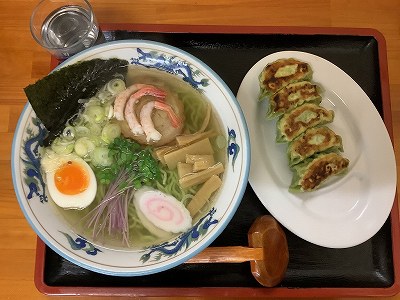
259 58 312 101
276 103 334 143
289 152 349 192
287 126 343 166
267 81 322 119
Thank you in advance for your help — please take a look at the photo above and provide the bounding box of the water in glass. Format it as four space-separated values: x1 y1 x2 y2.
41 5 99 56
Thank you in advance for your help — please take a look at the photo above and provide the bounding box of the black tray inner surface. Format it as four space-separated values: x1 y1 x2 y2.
43 31 393 288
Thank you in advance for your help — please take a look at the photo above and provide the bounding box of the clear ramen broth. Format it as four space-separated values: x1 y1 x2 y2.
53 65 226 251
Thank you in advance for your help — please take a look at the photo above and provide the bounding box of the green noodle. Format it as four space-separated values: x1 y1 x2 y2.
179 93 207 133
155 166 198 207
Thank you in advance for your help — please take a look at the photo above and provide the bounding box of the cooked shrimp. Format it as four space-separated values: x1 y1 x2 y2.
113 83 153 120
140 100 182 142
124 86 167 135
140 101 162 142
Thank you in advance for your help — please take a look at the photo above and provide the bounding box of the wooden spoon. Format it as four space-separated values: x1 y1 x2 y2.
185 215 289 287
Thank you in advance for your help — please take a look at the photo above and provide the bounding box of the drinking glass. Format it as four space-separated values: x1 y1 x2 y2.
30 0 104 59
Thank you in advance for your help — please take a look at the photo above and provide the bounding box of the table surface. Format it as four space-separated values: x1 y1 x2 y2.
1 1 400 299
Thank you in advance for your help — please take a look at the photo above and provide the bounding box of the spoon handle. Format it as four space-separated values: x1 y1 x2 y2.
185 246 263 263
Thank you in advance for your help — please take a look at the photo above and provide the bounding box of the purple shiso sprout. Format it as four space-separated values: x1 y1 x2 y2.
85 169 134 247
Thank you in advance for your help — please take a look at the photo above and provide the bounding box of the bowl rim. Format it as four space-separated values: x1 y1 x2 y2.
11 39 251 276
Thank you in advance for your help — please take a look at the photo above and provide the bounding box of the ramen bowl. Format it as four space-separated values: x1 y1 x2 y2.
12 40 250 276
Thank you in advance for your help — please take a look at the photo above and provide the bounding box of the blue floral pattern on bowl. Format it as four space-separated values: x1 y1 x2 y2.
227 128 240 171
141 208 218 263
130 48 209 91
21 117 47 203
61 232 102 256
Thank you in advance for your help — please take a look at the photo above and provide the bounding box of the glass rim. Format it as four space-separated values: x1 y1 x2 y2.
30 0 96 51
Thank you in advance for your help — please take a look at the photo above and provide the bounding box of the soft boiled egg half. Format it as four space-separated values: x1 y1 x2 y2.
41 153 97 210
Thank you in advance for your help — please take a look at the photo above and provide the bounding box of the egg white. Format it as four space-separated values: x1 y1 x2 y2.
43 154 97 210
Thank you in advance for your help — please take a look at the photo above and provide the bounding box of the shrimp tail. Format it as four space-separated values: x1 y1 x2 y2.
154 101 182 128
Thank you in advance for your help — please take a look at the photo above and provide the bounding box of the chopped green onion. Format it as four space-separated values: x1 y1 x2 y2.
62 126 75 141
74 137 95 157
90 135 106 147
106 78 126 95
101 123 121 144
51 137 74 155
97 90 113 103
85 105 105 123
86 97 101 106
91 146 113 167
74 126 90 138
87 122 102 136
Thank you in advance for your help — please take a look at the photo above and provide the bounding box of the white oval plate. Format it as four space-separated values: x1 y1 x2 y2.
12 40 250 275
237 51 396 248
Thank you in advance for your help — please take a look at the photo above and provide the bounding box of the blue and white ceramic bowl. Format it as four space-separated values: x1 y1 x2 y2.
12 40 250 276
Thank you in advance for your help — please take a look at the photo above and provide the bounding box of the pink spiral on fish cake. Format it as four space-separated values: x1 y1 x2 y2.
146 197 184 225
134 187 192 234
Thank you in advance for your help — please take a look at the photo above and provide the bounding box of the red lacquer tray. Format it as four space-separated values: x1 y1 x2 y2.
34 24 400 298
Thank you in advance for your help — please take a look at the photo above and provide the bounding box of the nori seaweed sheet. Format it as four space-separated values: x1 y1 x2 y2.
24 58 129 146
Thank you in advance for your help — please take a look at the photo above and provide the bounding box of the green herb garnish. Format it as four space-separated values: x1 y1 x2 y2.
96 136 160 190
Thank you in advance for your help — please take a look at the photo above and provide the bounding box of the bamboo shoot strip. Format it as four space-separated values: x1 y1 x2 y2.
179 162 224 189
187 175 222 216
175 129 216 146
193 160 215 172
154 145 178 165
177 162 193 178
185 154 215 164
164 138 214 170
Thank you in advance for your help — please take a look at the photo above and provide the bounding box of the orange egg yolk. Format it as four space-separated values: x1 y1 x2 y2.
54 161 89 195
